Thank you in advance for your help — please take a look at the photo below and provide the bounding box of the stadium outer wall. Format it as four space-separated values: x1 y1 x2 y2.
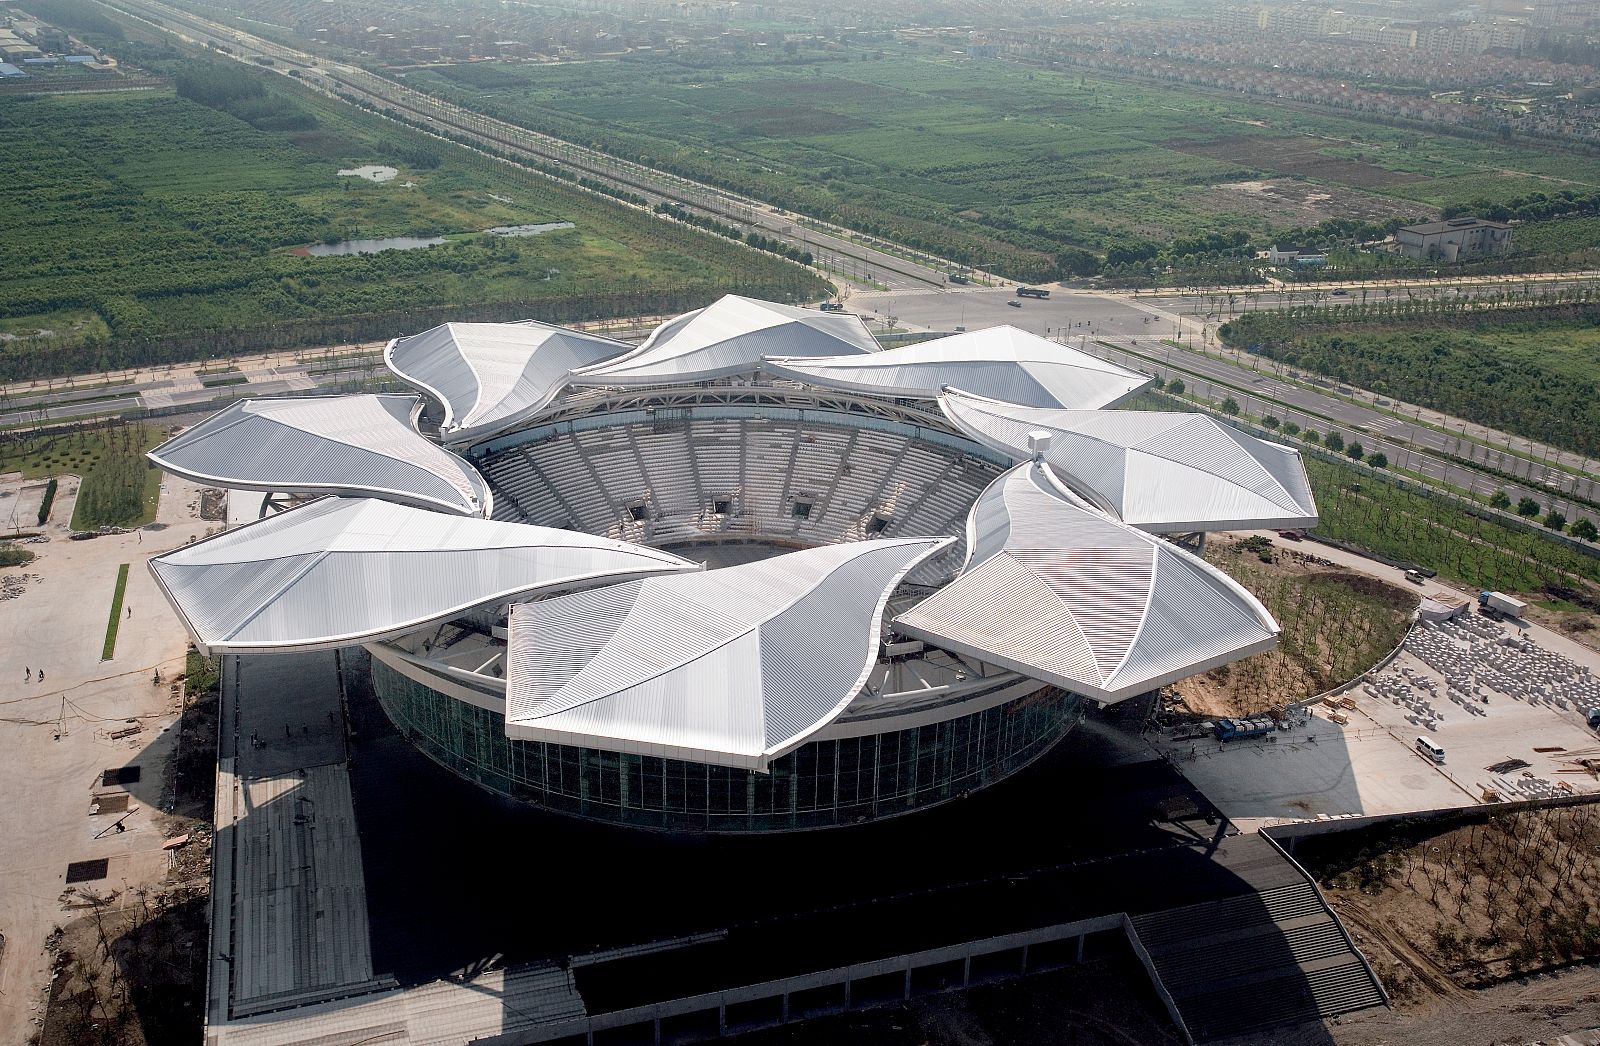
369 655 1084 833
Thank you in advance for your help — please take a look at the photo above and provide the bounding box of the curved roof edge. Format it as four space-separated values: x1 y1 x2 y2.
504 537 953 771
937 388 1318 533
147 394 493 518
894 462 1279 704
150 497 699 655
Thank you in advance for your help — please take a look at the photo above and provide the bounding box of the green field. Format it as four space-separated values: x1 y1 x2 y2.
406 48 1600 279
1219 303 1600 457
0 59 824 379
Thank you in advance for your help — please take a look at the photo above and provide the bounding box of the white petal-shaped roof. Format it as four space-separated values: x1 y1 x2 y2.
147 395 492 516
766 326 1150 409
569 294 877 387
893 463 1278 704
939 389 1318 532
149 497 698 654
385 321 629 444
504 537 951 770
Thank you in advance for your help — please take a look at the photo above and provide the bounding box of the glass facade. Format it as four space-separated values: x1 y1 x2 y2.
372 657 1083 833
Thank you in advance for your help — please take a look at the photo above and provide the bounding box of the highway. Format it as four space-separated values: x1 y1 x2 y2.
91 0 976 294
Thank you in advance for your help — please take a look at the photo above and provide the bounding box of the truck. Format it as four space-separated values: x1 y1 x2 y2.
1210 716 1276 742
1479 591 1528 619
1016 286 1050 299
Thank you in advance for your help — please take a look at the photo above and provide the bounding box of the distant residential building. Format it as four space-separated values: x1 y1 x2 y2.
1395 218 1513 261
1265 244 1328 266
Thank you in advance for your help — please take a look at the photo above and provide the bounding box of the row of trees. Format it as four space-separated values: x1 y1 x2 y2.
1217 296 1600 457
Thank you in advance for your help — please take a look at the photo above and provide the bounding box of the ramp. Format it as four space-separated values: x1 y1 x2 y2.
1130 879 1387 1042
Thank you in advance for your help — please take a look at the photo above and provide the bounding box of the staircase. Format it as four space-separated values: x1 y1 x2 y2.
1130 880 1387 1042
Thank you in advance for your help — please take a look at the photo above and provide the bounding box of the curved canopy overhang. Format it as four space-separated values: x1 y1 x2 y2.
504 537 952 771
148 395 493 517
149 497 699 655
893 463 1279 704
384 321 630 446
766 326 1151 409
569 294 877 388
938 389 1318 532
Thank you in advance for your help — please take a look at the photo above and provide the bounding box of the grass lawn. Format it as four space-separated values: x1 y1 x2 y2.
3 423 173 530
102 563 129 661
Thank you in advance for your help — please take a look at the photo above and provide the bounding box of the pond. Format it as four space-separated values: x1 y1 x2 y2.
484 221 576 237
298 236 446 257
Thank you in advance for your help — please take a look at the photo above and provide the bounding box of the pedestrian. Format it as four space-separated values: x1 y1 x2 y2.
127 606 132 619
38 670 43 682
24 667 30 681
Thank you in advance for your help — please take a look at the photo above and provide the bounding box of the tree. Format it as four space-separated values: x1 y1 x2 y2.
1368 451 1388 468
1148 377 1165 392
1545 510 1568 531
1346 442 1365 460
1167 378 1185 396
1517 496 1542 517
1325 431 1345 452
1261 415 1279 429
1571 518 1598 542
1221 397 1240 416
1283 421 1301 436
1303 429 1321 444
1490 490 1512 510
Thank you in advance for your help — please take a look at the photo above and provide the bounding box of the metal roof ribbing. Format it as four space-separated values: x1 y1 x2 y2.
149 497 699 655
384 321 630 444
765 326 1151 409
938 389 1318 532
893 463 1278 704
568 295 877 387
504 538 951 770
147 395 493 517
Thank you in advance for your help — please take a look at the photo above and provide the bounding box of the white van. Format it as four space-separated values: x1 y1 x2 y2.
1415 736 1445 764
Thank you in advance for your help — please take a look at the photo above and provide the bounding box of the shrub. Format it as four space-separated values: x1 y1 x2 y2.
36 478 57 526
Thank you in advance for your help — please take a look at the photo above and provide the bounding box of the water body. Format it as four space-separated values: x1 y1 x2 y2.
302 235 446 257
338 165 399 183
483 221 576 237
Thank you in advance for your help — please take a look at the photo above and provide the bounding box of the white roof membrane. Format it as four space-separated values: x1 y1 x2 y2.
149 497 698 654
938 389 1318 532
147 395 493 517
504 538 951 770
893 463 1279 704
765 326 1151 409
385 321 630 445
570 295 877 387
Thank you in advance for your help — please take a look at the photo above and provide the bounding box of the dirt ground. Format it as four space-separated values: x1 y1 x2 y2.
1172 536 1415 719
1323 810 1600 989
1199 179 1434 229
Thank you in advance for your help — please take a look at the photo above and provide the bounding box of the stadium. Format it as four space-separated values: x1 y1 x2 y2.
147 295 1317 834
